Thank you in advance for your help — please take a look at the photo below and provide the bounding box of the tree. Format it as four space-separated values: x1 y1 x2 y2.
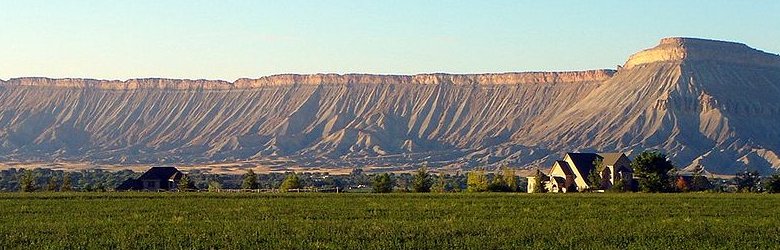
735 170 760 192
764 173 780 193
242 169 258 189
178 175 194 191
488 172 508 192
19 169 36 192
466 169 489 192
395 173 411 192
631 151 675 192
412 166 432 192
350 168 369 186
587 168 602 191
61 172 72 192
45 176 59 192
532 169 546 193
587 158 605 191
502 166 518 192
372 173 393 193
279 173 302 192
431 175 450 193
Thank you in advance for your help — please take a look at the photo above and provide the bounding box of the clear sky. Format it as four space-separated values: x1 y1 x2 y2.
1 0 778 81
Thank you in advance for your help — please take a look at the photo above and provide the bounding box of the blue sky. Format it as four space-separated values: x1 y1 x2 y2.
1 0 778 81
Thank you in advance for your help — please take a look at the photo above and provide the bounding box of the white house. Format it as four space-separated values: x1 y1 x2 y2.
527 152 633 193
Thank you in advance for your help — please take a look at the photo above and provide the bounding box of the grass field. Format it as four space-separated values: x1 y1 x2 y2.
1 193 778 249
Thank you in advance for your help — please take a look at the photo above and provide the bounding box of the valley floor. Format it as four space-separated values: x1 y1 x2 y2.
0 193 778 249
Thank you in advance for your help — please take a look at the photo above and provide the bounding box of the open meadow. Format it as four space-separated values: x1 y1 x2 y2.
1 193 779 249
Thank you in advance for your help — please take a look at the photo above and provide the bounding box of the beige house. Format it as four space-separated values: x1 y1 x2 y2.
527 152 633 193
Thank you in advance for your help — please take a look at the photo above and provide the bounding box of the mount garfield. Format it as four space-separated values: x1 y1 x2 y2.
1 37 779 174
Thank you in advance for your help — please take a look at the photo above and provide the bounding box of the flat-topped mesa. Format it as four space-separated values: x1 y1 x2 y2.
623 37 780 69
234 70 614 87
1 70 615 90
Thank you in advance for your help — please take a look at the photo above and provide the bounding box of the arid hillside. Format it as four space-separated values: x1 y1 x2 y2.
1 38 778 174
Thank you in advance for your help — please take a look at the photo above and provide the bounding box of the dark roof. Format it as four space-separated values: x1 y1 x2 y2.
138 167 182 181
566 152 631 178
566 153 601 178
116 179 141 191
116 167 184 191
677 174 709 180
599 153 625 166
554 160 575 176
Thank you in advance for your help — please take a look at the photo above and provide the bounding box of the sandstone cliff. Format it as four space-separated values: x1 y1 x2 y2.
1 37 778 173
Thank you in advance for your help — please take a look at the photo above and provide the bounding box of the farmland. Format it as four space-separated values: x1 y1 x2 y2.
1 193 779 249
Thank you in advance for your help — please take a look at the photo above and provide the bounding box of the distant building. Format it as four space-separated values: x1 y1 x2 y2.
117 167 184 191
674 174 712 191
527 152 633 193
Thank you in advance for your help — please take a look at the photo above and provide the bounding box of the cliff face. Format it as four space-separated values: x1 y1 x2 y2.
1 37 778 173
2 70 614 89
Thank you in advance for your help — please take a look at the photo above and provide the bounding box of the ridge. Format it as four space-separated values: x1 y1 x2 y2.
0 70 615 90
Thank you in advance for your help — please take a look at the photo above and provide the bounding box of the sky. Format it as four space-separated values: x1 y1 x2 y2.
0 0 778 81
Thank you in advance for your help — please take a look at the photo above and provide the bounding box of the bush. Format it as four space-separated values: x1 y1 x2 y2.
609 179 629 193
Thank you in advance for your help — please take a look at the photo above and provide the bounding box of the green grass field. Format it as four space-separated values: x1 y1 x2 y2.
1 193 778 249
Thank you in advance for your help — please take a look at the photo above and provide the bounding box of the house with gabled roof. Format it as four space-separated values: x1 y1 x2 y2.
117 167 184 191
527 152 633 193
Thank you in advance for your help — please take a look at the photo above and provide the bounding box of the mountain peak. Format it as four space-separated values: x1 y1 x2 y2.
623 37 780 69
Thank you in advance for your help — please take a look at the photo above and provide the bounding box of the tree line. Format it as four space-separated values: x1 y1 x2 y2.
2 151 778 193
369 165 524 193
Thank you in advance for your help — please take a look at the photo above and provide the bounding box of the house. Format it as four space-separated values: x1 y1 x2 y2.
674 174 711 191
527 152 633 193
117 167 184 191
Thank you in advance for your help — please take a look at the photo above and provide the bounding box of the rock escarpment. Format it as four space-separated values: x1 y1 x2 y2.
1 37 778 174
624 37 780 69
2 70 614 89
